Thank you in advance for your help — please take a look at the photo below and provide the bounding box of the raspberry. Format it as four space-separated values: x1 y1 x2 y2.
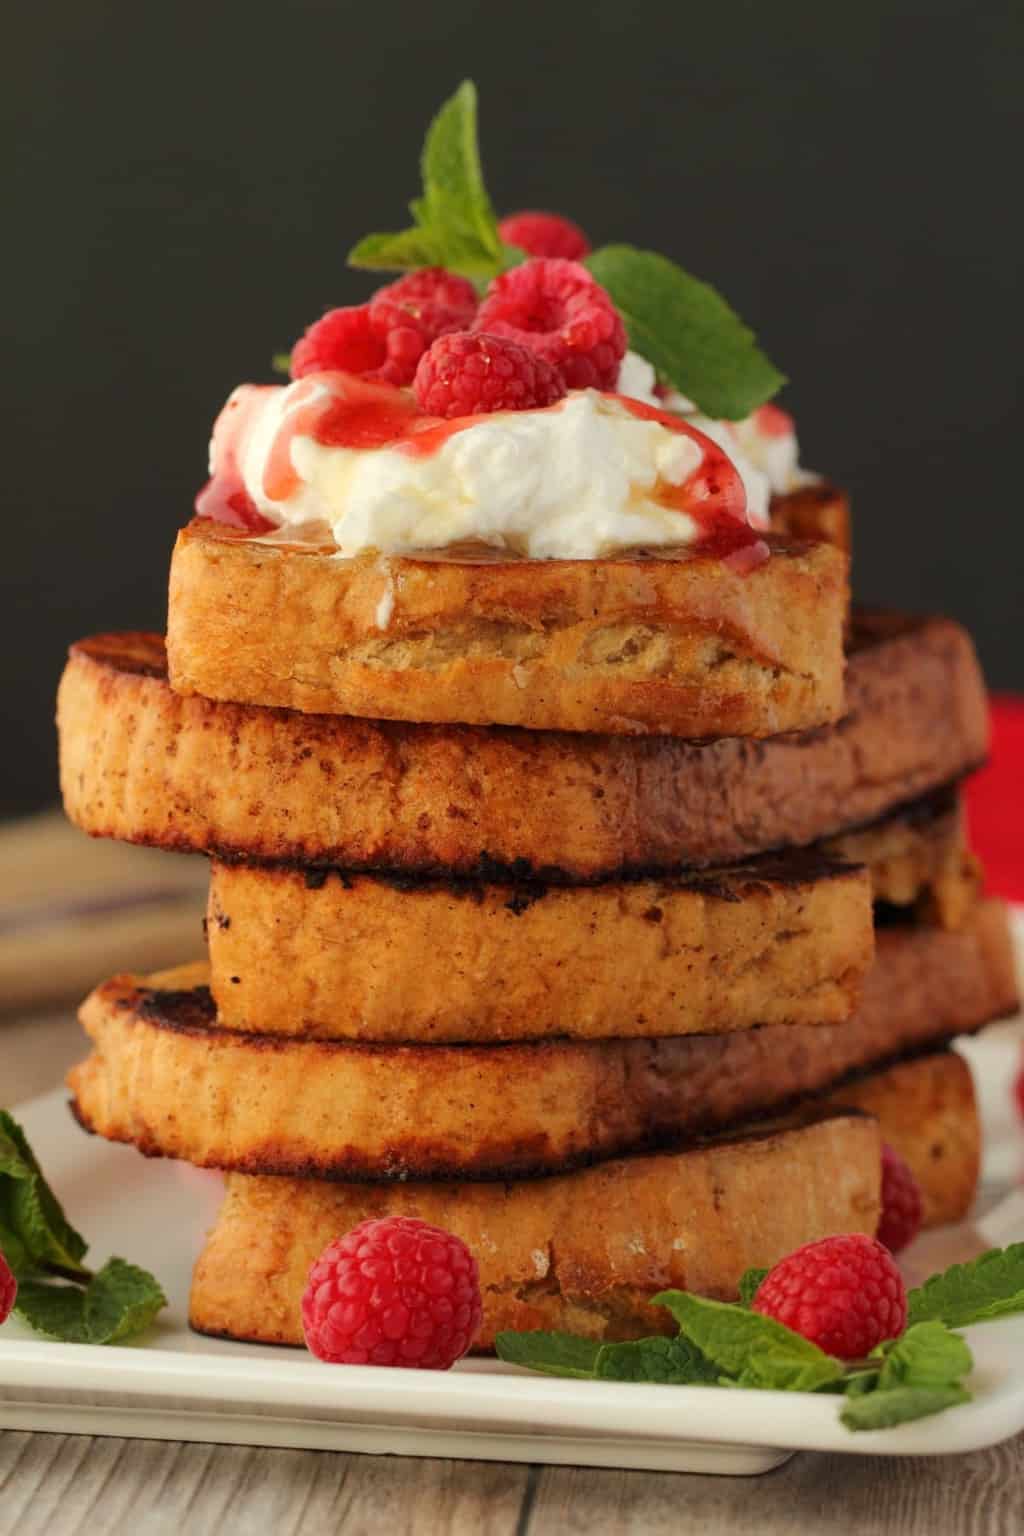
499 211 592 261
877 1143 924 1254
372 268 478 332
290 300 433 387
0 1252 16 1326
752 1234 907 1359
413 331 566 418
475 259 626 390
301 1216 482 1369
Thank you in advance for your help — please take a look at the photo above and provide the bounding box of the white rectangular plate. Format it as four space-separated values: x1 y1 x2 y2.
1 911 1022 1474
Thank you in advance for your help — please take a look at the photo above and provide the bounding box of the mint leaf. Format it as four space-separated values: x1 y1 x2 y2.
348 227 446 274
596 1335 719 1385
738 1268 769 1308
586 245 785 420
0 1112 87 1278
495 1330 603 1379
348 82 516 283
841 1384 971 1432
14 1258 166 1345
653 1290 844 1392
874 1321 973 1391
907 1244 1024 1329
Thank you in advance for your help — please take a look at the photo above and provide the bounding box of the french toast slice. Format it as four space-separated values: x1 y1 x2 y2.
189 1109 881 1350
57 612 987 879
821 1050 980 1230
66 900 1016 1180
166 519 848 737
207 853 872 1044
204 795 975 1045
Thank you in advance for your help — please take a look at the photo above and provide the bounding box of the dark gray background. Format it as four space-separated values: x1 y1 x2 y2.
4 0 1021 817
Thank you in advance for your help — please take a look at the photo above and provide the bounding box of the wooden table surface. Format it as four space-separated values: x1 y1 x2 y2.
2 1008 1023 1534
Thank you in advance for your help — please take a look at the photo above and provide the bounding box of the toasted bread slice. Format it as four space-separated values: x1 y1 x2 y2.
189 1109 881 1350
204 798 974 1045
821 1050 980 1230
66 901 1015 1181
58 612 987 879
166 519 848 737
823 791 979 930
207 853 871 1044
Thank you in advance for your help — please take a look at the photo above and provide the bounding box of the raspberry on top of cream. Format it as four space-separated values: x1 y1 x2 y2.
197 372 758 564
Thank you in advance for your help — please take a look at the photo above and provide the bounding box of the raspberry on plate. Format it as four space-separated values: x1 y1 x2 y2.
290 300 434 387
0 1252 16 1325
475 258 626 390
413 331 567 418
877 1143 924 1254
372 268 478 332
752 1234 907 1359
499 210 591 261
301 1216 483 1369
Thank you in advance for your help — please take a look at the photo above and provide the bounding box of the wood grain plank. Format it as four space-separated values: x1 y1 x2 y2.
524 1432 1024 1535
0 1433 531 1536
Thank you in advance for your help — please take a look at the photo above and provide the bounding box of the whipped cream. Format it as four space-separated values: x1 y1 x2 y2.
613 350 815 523
208 379 750 560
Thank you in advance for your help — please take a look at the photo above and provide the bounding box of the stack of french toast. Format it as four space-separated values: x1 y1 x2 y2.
56 477 1018 1352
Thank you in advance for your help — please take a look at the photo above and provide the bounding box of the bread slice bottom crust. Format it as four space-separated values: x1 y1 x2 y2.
67 900 1014 1182
189 1108 881 1351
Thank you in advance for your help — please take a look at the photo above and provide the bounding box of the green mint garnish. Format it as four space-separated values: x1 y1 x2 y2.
14 1259 167 1346
344 82 785 417
873 1319 974 1390
907 1244 1024 1329
0 1111 88 1280
495 1329 718 1385
348 81 519 284
595 1335 720 1385
737 1266 769 1307
495 1330 603 1379
497 1244 1024 1433
586 246 786 419
653 1290 845 1392
840 1384 972 1432
0 1111 166 1346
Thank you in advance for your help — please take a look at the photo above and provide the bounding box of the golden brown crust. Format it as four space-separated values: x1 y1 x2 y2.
770 483 851 552
188 1111 881 1350
57 613 988 879
824 796 979 928
165 519 848 737
207 855 872 1043
65 901 1015 1181
822 1050 980 1230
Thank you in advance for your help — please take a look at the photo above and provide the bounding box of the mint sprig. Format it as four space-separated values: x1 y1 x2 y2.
498 1246 1024 1434
586 246 786 419
344 82 785 417
348 82 519 284
907 1244 1024 1328
0 1111 166 1346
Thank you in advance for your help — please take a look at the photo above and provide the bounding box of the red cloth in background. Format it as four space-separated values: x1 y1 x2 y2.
966 697 1024 904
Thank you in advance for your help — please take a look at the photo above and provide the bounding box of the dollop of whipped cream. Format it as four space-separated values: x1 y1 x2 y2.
205 375 750 560
614 351 815 526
